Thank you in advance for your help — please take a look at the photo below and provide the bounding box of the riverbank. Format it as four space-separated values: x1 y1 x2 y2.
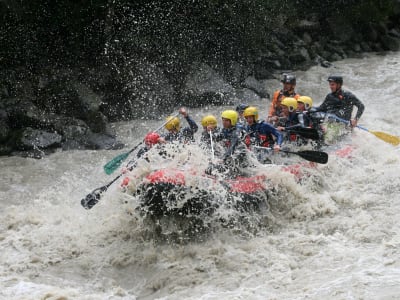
1 1 400 157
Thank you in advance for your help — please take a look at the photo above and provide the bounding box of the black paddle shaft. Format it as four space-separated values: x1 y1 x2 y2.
81 168 129 209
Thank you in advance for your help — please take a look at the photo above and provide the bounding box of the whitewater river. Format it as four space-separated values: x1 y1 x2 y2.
1 52 400 300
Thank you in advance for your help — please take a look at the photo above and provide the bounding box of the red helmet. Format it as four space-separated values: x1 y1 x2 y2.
144 132 160 146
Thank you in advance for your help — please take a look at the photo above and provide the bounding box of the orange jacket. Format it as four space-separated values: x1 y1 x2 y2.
268 90 300 117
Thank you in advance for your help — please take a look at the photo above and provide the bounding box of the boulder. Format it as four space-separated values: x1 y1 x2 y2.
0 109 10 143
100 59 176 121
182 63 235 106
243 76 270 98
14 127 62 150
380 34 400 51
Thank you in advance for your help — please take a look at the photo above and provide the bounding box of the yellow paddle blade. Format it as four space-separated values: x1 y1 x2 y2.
370 130 400 146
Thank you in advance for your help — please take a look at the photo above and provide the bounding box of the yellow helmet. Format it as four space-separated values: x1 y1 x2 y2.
281 97 298 112
201 115 217 127
221 110 238 126
243 106 259 121
297 96 313 110
164 116 180 131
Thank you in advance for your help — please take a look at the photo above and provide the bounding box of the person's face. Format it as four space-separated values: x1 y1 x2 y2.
280 105 289 116
245 115 255 125
297 102 305 111
283 82 294 92
222 118 232 128
203 124 216 132
329 81 340 92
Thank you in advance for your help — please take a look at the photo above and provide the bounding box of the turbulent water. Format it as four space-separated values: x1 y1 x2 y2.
1 52 400 300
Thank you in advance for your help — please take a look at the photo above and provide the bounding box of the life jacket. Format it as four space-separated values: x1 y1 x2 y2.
258 134 271 147
244 123 274 148
281 113 300 142
220 127 237 148
269 89 300 117
289 133 297 141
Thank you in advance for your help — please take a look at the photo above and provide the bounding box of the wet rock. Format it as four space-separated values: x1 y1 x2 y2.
228 88 261 105
35 79 88 120
253 58 280 80
0 109 10 143
243 76 270 98
5 99 48 129
375 22 389 35
85 110 115 136
327 16 356 42
302 32 313 45
182 63 235 106
380 35 400 51
221 61 251 85
100 60 176 121
14 127 62 150
289 47 310 63
389 28 400 38
85 133 125 150
0 144 13 155
365 24 379 42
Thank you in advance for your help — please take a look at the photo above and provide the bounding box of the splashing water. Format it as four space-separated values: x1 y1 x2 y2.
1 52 400 299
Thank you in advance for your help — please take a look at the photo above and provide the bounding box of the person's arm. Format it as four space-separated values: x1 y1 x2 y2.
179 107 198 131
262 123 283 151
268 101 276 118
351 93 365 121
267 90 280 119
185 115 198 133
316 95 329 112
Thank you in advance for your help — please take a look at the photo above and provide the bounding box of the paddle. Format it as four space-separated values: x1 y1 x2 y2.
281 150 328 164
103 112 180 175
81 164 136 209
285 126 320 140
327 114 400 146
254 146 329 164
103 143 143 175
209 130 215 160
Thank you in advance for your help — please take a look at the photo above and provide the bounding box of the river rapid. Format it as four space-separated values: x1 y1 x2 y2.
1 52 400 300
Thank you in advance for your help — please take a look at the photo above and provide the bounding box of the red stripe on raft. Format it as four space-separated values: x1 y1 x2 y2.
334 145 353 158
225 175 267 193
146 169 186 185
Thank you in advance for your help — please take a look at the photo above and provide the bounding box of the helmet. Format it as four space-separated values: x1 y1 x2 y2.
221 110 238 126
243 106 259 121
281 97 298 112
144 132 160 146
235 103 249 113
201 115 218 127
297 96 313 110
281 73 296 84
164 116 180 131
327 75 343 85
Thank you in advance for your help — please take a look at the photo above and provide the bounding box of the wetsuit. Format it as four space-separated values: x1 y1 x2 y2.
268 89 300 119
244 121 283 148
317 89 365 121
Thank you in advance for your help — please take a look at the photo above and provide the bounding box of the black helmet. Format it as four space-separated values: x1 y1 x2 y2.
281 73 296 84
236 103 249 113
327 75 343 85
